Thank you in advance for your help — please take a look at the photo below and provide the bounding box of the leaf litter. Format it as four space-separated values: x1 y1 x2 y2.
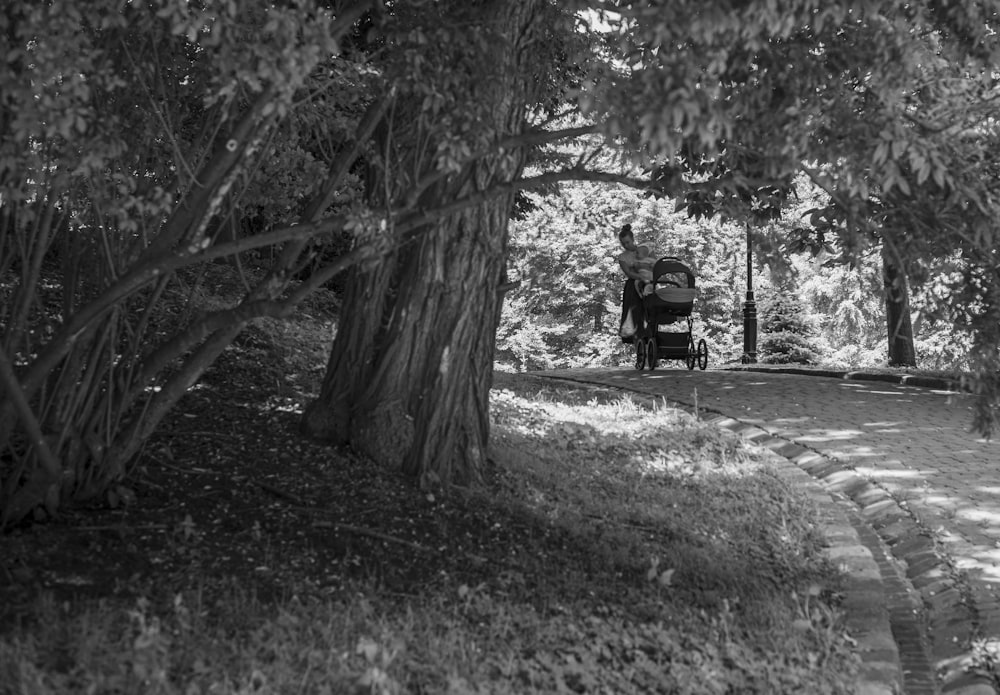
0 306 860 693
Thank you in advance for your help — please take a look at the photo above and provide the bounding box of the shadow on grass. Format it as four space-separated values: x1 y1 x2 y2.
0 368 861 694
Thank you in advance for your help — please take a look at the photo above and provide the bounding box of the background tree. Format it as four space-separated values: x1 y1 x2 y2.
757 292 823 365
794 253 885 367
498 181 746 369
497 183 630 371
585 0 999 430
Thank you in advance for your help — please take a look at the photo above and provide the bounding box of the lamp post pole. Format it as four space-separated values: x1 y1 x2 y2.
741 222 757 364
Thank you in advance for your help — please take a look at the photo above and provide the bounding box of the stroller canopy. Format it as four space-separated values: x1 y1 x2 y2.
645 257 697 316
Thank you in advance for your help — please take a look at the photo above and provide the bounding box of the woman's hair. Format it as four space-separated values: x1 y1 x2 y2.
618 224 633 241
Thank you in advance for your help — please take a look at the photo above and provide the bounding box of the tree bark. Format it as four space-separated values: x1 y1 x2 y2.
302 190 516 488
302 0 543 485
881 242 917 367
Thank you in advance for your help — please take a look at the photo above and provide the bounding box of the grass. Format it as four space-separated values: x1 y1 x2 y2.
0 266 861 694
0 382 860 694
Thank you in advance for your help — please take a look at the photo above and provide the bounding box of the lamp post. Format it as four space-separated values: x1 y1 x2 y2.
741 222 757 364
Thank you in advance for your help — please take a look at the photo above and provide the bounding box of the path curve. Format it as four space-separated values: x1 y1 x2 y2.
531 367 1000 695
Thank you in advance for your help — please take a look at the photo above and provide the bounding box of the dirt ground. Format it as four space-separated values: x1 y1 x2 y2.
0 343 529 630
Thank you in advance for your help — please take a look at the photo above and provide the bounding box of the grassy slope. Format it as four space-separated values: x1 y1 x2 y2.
0 268 859 694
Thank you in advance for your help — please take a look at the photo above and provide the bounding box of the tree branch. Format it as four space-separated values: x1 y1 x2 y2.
0 350 60 481
396 164 656 234
145 88 277 260
403 125 599 209
107 322 249 480
329 0 380 43
496 124 598 150
7 216 344 418
126 246 363 403
301 91 395 222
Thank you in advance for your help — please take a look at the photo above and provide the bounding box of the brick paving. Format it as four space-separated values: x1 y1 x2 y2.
533 366 1000 695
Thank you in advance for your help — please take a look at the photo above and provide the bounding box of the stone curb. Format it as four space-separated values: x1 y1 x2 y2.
716 366 995 695
529 369 997 695
703 414 912 695
714 419 995 695
528 373 908 694
722 365 961 393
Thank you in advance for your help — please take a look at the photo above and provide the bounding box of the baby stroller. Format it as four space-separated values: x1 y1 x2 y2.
633 257 708 371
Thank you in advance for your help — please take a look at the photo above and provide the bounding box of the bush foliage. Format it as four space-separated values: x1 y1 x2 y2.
758 292 824 365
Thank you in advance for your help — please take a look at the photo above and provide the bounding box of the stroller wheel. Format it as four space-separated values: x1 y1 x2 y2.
697 338 709 370
645 338 658 370
685 335 696 370
635 338 646 371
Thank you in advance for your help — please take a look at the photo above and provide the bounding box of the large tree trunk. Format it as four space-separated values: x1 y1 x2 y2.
302 0 542 485
881 242 917 367
304 203 511 484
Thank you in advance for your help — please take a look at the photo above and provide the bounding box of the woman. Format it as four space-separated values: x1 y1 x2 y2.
616 224 655 341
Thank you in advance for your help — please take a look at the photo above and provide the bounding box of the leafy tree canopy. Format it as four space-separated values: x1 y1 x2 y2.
567 0 1000 432
5 0 1000 526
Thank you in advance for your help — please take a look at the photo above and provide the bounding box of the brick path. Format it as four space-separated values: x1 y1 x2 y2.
533 367 1000 695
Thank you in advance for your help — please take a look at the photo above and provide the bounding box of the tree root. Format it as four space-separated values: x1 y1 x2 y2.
254 479 432 553
253 479 304 504
147 454 217 476
310 520 432 553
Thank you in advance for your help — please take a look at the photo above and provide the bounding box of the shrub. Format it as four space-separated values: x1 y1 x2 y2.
758 292 824 365
759 331 823 365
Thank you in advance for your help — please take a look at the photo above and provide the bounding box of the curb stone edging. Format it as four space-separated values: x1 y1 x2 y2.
680 390 992 694
720 365 999 695
523 373 908 694
702 413 909 695
722 365 961 393
526 370 997 695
